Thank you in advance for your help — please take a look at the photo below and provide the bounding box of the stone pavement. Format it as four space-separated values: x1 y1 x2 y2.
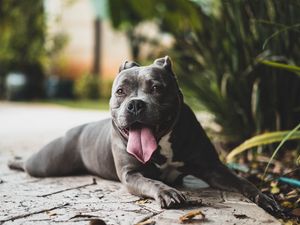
0 102 280 225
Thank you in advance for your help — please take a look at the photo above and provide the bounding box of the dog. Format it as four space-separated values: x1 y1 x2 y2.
8 56 280 215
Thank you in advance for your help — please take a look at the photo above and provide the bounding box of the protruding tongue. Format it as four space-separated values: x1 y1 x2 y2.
127 126 157 163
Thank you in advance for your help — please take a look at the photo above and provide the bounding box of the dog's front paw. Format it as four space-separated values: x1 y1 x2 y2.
256 193 282 217
156 188 186 209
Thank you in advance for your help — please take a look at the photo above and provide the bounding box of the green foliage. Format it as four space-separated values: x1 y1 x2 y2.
0 0 46 70
258 60 300 77
99 79 114 100
262 122 300 179
226 127 300 162
172 0 300 143
110 0 300 144
74 74 113 100
74 74 100 100
109 0 201 32
109 0 201 60
0 0 46 98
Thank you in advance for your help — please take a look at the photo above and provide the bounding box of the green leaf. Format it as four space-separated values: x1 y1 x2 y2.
259 60 300 76
262 123 300 180
226 126 300 162
297 154 300 166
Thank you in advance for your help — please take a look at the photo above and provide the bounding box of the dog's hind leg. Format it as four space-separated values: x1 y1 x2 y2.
8 126 86 177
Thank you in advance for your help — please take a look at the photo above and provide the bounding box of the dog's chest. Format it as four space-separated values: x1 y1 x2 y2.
152 133 184 183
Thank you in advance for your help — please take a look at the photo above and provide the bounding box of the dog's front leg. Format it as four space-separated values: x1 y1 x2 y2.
112 140 185 208
121 170 186 208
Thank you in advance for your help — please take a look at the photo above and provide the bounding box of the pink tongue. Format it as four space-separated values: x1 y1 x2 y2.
127 127 157 163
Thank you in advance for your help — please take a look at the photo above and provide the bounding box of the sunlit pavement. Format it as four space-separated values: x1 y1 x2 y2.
0 102 110 156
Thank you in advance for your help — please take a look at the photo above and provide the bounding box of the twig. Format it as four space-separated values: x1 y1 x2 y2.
134 211 163 225
37 177 97 197
0 203 69 223
68 213 97 220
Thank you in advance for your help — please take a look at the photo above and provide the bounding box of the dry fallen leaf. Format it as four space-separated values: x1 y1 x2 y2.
46 211 57 217
179 209 205 223
281 201 294 209
270 186 280 194
270 181 280 194
270 181 278 187
286 190 298 197
136 199 152 205
283 220 295 225
291 208 300 217
136 219 156 225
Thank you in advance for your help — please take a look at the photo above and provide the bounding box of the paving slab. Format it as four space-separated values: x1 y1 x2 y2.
0 102 280 225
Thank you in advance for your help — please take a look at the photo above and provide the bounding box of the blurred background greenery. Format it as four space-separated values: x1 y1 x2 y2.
0 0 299 147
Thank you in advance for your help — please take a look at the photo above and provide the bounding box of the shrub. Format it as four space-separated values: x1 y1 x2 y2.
172 0 300 144
0 0 46 99
109 0 300 145
99 78 114 100
74 74 100 99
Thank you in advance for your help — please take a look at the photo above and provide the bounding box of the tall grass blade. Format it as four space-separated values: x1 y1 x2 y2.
297 154 300 166
262 24 300 50
226 128 300 162
259 60 300 76
262 123 300 180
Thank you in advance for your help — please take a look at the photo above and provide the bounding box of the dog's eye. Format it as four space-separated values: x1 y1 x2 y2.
116 88 125 95
151 85 161 93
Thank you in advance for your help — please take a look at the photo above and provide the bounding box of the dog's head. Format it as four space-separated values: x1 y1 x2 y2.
110 56 183 163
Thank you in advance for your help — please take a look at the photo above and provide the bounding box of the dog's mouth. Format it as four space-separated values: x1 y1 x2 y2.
121 122 159 138
116 113 178 164
120 122 158 164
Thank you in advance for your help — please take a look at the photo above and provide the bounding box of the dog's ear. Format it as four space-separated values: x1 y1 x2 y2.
119 61 140 72
154 56 172 71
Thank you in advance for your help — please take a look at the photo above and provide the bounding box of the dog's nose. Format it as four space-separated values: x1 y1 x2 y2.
127 99 146 115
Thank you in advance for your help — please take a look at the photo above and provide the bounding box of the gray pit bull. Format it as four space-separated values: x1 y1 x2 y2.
9 56 281 216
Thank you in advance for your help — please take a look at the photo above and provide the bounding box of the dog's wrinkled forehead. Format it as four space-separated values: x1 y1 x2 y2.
113 56 175 89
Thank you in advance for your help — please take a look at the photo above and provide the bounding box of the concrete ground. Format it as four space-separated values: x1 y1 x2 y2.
0 102 280 225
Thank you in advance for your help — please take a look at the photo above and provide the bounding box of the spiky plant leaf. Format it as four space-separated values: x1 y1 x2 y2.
226 128 300 162
259 60 300 76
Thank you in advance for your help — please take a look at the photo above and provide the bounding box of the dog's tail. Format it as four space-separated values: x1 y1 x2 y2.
8 157 25 171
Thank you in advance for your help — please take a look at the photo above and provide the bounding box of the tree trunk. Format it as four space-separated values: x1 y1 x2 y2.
93 17 102 76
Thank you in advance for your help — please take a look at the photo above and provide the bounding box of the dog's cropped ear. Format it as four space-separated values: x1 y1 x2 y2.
154 56 172 71
119 61 140 72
